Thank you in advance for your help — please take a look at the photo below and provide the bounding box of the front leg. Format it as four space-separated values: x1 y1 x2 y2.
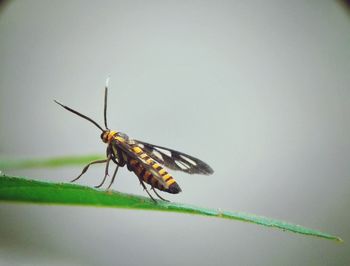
71 159 108 183
110 144 126 167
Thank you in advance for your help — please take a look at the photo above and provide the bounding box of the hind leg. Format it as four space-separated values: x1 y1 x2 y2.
138 178 156 203
152 188 169 202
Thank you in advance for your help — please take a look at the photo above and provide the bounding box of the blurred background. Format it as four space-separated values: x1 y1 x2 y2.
0 1 349 265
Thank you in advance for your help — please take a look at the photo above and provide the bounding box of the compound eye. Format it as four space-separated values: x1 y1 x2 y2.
100 131 109 142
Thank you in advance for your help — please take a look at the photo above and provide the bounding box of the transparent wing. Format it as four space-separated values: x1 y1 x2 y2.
134 140 214 175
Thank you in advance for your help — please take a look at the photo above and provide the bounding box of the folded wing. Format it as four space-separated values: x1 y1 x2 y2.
134 140 214 175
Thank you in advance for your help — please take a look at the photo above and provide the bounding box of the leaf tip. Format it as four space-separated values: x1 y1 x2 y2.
335 237 344 243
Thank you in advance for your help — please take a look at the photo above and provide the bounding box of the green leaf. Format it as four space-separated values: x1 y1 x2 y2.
0 174 342 242
0 155 105 170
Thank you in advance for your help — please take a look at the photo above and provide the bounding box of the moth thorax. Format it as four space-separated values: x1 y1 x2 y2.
116 131 129 140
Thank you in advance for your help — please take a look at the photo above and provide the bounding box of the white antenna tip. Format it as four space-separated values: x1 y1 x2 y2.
105 77 110 88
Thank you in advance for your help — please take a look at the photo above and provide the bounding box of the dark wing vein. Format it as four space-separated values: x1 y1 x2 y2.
134 140 214 175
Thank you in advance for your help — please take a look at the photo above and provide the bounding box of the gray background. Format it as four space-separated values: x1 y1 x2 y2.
0 1 349 265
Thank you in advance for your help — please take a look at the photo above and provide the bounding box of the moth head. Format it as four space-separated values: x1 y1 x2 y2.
100 130 117 143
100 131 108 143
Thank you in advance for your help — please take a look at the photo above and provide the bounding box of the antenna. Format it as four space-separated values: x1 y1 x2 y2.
104 77 110 129
54 100 104 132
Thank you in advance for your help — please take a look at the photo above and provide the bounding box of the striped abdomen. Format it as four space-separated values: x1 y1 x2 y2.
128 146 181 194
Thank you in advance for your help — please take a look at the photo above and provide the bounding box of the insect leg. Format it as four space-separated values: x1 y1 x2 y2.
138 178 156 203
152 188 169 202
95 154 112 188
106 165 119 190
110 144 126 167
71 159 107 183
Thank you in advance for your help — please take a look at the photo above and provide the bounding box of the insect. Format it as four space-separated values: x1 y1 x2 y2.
54 81 213 202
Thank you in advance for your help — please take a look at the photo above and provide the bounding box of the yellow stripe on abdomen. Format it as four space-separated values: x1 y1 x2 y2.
140 153 147 159
132 146 142 154
159 168 166 175
163 173 171 181
166 178 176 186
152 163 160 169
